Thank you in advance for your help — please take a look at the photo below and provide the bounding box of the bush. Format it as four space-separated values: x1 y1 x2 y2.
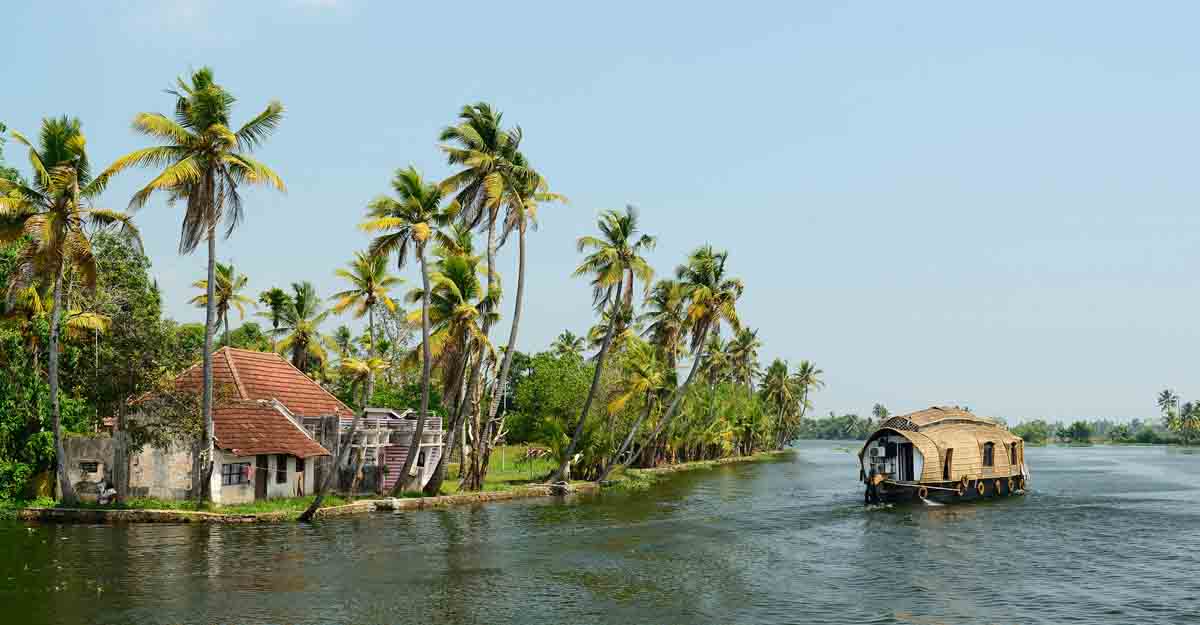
0 462 33 502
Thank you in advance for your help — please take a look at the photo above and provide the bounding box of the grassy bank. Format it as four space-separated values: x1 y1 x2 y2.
602 449 792 490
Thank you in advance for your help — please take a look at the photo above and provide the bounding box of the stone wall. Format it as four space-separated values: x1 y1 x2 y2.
129 444 193 500
62 435 114 502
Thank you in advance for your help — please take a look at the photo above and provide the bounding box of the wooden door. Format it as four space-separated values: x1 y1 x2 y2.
899 443 914 481
255 455 268 500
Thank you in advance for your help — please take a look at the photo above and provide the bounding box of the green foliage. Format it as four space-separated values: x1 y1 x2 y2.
1057 420 1094 444
507 351 592 443
1012 419 1052 445
796 412 875 440
358 380 443 415
224 321 271 352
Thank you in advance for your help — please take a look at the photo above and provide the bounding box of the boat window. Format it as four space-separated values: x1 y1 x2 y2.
1009 442 1018 466
943 449 953 481
982 442 995 467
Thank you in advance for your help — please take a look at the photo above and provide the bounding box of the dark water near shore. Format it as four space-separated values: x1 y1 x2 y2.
4 441 1200 624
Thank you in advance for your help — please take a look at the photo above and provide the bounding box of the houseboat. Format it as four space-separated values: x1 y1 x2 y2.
859 406 1028 504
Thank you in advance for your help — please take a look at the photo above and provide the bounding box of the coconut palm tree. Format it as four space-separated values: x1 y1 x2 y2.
1157 389 1179 418
549 205 655 483
551 330 586 359
597 338 667 481
257 287 289 351
789 360 825 441
332 325 355 359
641 246 743 464
0 116 141 504
331 250 402 403
639 278 687 372
102 67 285 502
761 359 794 448
362 166 453 494
275 281 334 373
727 327 762 398
188 261 252 347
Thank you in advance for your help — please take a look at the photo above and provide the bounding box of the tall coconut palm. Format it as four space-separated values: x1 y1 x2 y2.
257 287 289 351
761 359 794 448
0 117 141 504
727 327 762 398
549 205 655 483
332 325 355 359
102 68 285 502
1157 389 1179 418
597 338 667 481
467 160 564 489
331 250 401 403
362 166 453 494
551 330 586 359
188 261 252 346
641 246 743 464
790 360 825 441
275 281 334 373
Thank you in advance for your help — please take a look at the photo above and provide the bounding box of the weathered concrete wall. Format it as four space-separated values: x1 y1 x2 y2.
129 444 193 500
62 435 114 502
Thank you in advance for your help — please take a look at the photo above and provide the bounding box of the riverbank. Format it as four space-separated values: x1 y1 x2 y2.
4 449 791 524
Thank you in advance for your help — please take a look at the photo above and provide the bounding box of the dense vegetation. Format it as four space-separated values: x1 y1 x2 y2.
0 69 826 505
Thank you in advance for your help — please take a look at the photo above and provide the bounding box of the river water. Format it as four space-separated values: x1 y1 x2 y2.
3 441 1199 625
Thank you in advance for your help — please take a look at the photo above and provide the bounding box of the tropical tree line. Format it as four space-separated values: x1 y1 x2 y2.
0 68 826 506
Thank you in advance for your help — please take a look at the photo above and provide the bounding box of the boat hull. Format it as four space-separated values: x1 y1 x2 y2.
866 477 1027 505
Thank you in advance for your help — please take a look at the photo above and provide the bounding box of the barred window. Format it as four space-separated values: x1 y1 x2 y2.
982 442 995 467
222 462 250 486
276 454 288 484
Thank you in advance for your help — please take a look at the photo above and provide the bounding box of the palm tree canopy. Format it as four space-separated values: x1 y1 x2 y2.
361 166 455 268
275 281 334 372
99 67 285 253
331 250 402 318
257 287 289 329
189 261 253 320
676 245 743 352
574 205 655 310
0 117 141 293
551 330 586 359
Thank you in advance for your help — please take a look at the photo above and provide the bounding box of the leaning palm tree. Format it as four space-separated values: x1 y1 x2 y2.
549 205 655 483
275 281 334 373
789 360 825 441
0 116 141 505
102 67 285 502
189 261 252 346
597 338 667 481
362 166 453 494
640 246 743 465
257 287 289 351
639 278 687 372
551 330 586 359
331 250 402 403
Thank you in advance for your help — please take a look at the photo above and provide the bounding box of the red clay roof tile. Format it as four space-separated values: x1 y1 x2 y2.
213 400 330 458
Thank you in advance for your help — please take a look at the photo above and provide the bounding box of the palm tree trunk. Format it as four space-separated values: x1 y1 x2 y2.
598 390 654 482
642 323 712 462
456 217 497 491
366 304 376 405
198 223 217 503
424 340 475 496
223 310 230 348
472 213 531 487
391 245 433 495
49 258 77 505
300 409 361 522
549 278 623 483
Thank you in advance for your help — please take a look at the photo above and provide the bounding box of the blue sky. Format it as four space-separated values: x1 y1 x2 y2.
4 1 1198 421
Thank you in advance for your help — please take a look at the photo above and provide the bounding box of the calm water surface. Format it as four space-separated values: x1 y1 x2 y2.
4 441 1200 624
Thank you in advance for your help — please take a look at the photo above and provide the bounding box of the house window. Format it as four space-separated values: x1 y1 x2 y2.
982 442 995 467
297 458 305 473
276 454 288 484
222 462 250 486
942 449 953 481
80 462 99 473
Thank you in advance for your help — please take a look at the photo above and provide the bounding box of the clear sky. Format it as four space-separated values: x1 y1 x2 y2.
4 1 1198 422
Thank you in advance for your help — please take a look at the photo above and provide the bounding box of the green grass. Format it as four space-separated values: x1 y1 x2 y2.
436 444 560 495
1 495 353 519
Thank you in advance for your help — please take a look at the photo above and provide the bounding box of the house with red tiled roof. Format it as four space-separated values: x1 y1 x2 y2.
124 347 344 503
